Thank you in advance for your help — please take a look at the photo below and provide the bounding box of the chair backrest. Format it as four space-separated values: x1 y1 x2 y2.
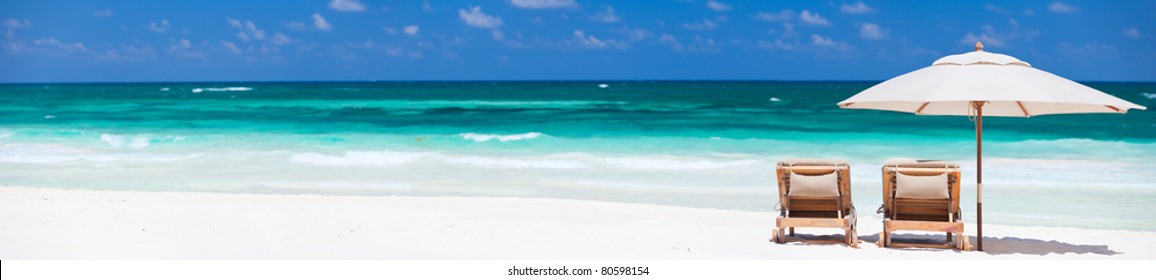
881 159 961 221
776 159 851 214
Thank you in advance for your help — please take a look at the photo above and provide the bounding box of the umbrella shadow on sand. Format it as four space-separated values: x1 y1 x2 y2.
857 233 1120 256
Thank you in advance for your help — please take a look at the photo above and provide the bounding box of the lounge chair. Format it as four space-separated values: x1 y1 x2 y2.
771 159 858 248
878 159 969 250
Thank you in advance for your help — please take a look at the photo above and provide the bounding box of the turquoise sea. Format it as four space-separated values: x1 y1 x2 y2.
1 81 1154 230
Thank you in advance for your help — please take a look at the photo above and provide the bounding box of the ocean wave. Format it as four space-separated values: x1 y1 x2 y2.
233 100 627 110
445 156 587 169
100 134 184 148
0 143 200 163
191 87 253 93
603 157 765 171
1142 93 1156 99
290 151 430 166
998 138 1156 160
460 132 544 142
0 129 13 139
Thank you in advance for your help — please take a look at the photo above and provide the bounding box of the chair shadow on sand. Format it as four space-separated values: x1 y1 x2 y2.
856 233 1120 256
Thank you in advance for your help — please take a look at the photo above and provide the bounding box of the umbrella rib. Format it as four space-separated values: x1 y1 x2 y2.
1015 101 1030 117
914 102 930 115
1106 105 1122 113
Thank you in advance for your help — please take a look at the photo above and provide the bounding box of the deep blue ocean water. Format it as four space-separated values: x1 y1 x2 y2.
1 81 1154 230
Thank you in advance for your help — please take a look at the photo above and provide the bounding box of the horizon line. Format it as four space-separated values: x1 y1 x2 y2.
4 79 1156 85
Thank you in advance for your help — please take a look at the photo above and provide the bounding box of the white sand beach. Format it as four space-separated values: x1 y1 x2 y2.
0 186 1152 259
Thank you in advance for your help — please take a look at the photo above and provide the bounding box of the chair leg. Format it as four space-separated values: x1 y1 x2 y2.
947 232 953 242
884 230 891 247
789 227 795 237
848 228 859 249
775 228 786 244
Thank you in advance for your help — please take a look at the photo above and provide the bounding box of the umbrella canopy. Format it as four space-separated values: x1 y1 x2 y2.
840 44 1145 116
837 42 1146 251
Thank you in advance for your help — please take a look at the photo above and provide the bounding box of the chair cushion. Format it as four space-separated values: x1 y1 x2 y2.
895 173 949 199
789 171 839 197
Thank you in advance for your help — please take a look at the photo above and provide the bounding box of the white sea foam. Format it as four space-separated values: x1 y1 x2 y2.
100 134 153 148
290 151 429 166
460 132 544 142
998 138 1155 160
0 143 199 163
99 134 186 149
0 129 13 139
192 87 253 93
603 157 765 171
445 155 587 169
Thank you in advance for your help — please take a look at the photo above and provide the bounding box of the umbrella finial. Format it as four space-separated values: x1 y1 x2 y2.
975 41 984 52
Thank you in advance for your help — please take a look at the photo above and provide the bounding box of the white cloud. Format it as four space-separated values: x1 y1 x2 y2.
1057 42 1116 58
329 0 367 12
658 34 719 53
615 28 651 42
312 13 332 31
423 1 435 12
984 4 1008 14
404 25 420 36
591 7 620 23
286 22 308 30
220 41 242 54
681 20 719 31
960 33 1006 47
227 18 266 41
840 2 875 14
659 34 682 50
572 30 608 49
1123 28 1140 38
93 9 113 17
810 34 836 46
859 23 887 40
146 19 171 34
459 7 503 28
382 46 423 59
706 1 732 11
3 18 32 29
799 10 831 26
1048 1 1079 13
227 18 242 28
32 38 88 53
754 10 794 21
568 29 624 49
271 33 292 45
1024 8 1036 15
244 21 265 40
779 22 798 38
509 0 577 9
491 30 505 41
166 38 204 58
957 24 1035 48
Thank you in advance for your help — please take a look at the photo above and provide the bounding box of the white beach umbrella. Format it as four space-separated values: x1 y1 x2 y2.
837 42 1146 251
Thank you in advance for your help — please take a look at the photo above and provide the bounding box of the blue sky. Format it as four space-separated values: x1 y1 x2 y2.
1 0 1153 82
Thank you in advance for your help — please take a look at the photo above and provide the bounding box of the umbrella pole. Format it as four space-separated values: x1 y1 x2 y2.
975 101 984 251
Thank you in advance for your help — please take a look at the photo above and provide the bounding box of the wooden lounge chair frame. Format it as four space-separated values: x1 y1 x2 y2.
879 160 969 250
771 159 858 248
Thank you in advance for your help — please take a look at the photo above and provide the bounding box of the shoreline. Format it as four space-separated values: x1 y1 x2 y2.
1 186 1152 259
